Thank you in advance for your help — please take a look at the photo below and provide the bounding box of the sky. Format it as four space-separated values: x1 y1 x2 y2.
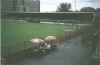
40 0 100 12
92 0 100 8
40 0 74 12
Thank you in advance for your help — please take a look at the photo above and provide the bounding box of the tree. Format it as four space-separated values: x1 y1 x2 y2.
95 8 100 24
56 3 71 12
80 7 96 12
96 8 100 12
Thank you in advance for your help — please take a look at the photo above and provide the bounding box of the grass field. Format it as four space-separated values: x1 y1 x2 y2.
2 22 67 54
2 22 80 54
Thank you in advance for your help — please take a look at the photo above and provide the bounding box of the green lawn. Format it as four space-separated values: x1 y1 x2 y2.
2 22 80 54
2 22 66 54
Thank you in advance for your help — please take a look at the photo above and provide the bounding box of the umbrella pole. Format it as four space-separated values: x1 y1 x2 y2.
24 41 26 51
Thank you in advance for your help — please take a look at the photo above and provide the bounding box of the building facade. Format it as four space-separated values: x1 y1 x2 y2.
24 0 40 12
1 0 40 19
1 0 40 13
2 0 24 13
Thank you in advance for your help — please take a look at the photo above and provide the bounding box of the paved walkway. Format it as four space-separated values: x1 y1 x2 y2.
10 36 91 65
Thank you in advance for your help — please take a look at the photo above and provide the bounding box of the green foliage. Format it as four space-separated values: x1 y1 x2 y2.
56 3 71 12
96 8 100 12
95 8 100 24
80 7 96 12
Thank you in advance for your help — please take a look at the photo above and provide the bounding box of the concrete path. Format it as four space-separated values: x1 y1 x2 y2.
10 36 91 65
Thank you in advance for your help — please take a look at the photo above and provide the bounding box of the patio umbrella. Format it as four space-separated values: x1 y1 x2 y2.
44 36 57 41
29 38 45 48
29 38 44 44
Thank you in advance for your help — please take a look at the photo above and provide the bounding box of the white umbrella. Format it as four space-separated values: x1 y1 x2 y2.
29 38 44 44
